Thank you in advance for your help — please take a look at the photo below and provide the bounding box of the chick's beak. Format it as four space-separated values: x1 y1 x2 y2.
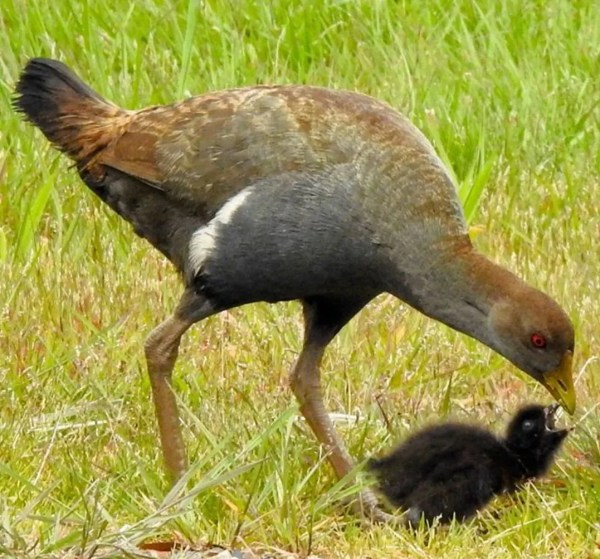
543 403 559 430
542 351 576 415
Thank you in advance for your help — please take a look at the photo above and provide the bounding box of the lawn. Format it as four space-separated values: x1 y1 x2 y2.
0 1 598 557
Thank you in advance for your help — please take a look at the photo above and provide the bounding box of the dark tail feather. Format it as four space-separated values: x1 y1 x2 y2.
13 58 125 167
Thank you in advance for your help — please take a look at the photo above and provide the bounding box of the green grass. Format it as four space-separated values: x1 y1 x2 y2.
1 0 599 557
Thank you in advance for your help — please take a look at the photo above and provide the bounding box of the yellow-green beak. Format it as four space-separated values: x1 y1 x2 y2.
542 351 576 415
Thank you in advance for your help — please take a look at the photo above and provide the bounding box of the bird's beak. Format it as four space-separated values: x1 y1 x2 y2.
541 351 576 415
543 403 560 430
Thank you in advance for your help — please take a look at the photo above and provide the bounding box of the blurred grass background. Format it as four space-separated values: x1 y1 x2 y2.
0 0 598 557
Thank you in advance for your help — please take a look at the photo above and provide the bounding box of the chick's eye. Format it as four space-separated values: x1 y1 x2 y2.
522 419 535 432
530 333 546 348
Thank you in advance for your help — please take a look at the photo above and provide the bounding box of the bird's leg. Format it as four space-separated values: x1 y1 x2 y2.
290 298 392 521
291 340 355 479
144 289 215 482
145 316 191 481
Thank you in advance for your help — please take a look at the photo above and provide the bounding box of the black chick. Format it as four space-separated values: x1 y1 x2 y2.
368 404 569 525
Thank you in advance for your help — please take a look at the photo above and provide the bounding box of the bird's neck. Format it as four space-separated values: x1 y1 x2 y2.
388 237 530 345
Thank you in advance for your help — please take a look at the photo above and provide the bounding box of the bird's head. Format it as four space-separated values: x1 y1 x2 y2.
505 404 570 464
488 291 575 414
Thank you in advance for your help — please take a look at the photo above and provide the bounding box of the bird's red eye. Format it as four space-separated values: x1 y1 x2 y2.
531 333 547 348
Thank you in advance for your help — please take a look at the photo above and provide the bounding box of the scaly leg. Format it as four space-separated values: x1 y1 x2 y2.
144 289 215 481
290 297 392 521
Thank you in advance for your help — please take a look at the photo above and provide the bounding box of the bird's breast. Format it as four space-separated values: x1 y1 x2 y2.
186 165 389 309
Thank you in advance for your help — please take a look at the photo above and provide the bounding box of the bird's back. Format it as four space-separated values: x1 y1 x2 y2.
15 59 468 280
93 84 453 209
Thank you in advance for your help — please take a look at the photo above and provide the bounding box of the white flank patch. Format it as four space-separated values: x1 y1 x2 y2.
188 230 217 274
188 188 253 275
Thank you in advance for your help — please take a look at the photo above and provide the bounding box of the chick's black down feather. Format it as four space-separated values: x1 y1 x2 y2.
368 404 569 525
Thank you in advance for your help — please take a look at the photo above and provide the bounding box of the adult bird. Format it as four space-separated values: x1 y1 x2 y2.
14 58 576 518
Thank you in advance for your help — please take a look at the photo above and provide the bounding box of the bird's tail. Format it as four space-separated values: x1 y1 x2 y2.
13 58 127 170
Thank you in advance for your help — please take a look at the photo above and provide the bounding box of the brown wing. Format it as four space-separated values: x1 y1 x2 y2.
97 86 353 213
15 58 462 227
95 85 445 216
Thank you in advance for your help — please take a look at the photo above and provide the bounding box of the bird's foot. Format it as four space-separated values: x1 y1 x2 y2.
351 488 401 524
